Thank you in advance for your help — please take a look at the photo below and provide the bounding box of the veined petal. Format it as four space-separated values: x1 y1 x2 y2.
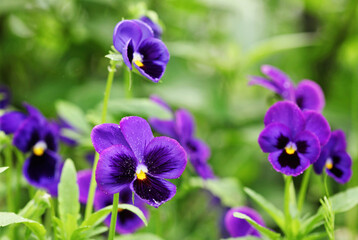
91 123 130 154
258 123 291 153
149 118 178 139
294 130 320 164
13 117 41 153
295 80 325 111
96 145 137 194
0 111 26 134
264 101 305 138
120 116 154 162
132 175 176 207
144 136 187 179
77 169 92 204
303 110 331 146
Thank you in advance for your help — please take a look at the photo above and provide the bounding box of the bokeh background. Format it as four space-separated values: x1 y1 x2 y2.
1 0 357 239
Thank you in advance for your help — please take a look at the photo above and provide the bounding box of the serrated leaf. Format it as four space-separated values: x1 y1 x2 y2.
189 177 244 207
329 186 358 213
115 233 164 240
58 159 80 237
0 166 9 173
56 100 91 134
244 187 285 230
107 98 172 120
233 212 281 240
0 212 46 240
80 205 112 228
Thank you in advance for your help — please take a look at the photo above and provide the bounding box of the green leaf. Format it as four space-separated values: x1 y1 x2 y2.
244 187 285 230
0 166 9 173
189 177 244 207
116 203 148 226
56 100 91 134
105 53 123 62
299 211 324 236
107 98 172 120
58 159 80 238
115 233 164 240
80 205 113 228
329 186 358 213
0 212 46 240
233 212 281 240
304 232 328 240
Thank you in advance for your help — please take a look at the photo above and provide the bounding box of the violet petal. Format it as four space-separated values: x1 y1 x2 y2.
258 123 291 153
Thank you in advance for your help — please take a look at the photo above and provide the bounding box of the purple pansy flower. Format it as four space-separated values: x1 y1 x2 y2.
92 116 187 207
51 117 78 146
113 20 169 83
313 130 352 184
139 16 162 39
249 65 325 111
0 86 10 109
225 207 265 238
77 170 148 234
149 95 215 179
258 101 330 176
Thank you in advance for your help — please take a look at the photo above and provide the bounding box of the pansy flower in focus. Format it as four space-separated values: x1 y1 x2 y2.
113 20 169 82
139 16 162 39
77 170 148 234
249 65 325 111
225 207 265 238
149 95 215 179
0 86 10 109
258 101 330 176
92 116 187 207
313 130 352 184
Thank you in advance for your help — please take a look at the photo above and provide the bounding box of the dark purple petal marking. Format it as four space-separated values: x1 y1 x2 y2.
122 39 134 70
269 150 311 176
264 101 305 138
175 109 195 140
294 131 320 164
303 110 331 146
91 123 130 154
96 144 138 194
132 174 176 207
149 118 178 139
135 61 165 83
143 136 187 179
13 117 41 153
120 116 154 162
0 111 27 134
258 123 291 153
295 80 325 111
225 207 265 238
326 151 352 184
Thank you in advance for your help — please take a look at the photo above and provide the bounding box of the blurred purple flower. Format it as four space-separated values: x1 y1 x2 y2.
51 117 78 146
77 170 148 234
313 130 352 184
92 116 187 207
149 95 216 179
139 16 162 39
0 86 11 109
249 65 325 111
225 207 265 238
113 20 169 82
258 101 330 176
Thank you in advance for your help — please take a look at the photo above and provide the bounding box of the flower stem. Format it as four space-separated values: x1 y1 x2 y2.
284 175 293 239
85 60 117 220
108 193 119 240
4 146 14 212
124 68 132 99
297 166 312 212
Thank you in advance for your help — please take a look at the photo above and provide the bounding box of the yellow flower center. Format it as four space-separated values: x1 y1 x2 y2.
33 141 47 156
133 52 144 68
136 170 147 180
325 158 333 170
134 60 144 67
284 142 297 155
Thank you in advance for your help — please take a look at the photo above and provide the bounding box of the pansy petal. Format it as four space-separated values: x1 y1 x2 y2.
24 103 46 124
120 116 154 162
132 175 176 207
258 123 291 153
190 157 216 179
132 19 154 42
313 147 330 174
150 95 172 112
264 101 305 137
113 20 143 53
330 130 347 152
135 61 166 83
294 130 320 164
225 207 265 238
139 16 162 39
303 110 331 146
77 170 92 204
295 80 325 111
43 123 59 152
186 138 211 161
248 76 282 95
0 111 27 134
91 123 130 154
96 145 137 194
144 136 187 179
327 151 352 184
23 150 62 188
149 118 178 139
13 117 41 153
122 39 134 70
269 150 311 176
175 109 195 140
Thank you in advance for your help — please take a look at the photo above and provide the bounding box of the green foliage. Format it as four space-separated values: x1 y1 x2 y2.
0 166 9 173
116 233 164 240
320 196 334 240
18 190 51 220
56 101 91 134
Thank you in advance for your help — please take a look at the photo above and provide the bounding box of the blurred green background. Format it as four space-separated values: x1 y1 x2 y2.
1 0 358 239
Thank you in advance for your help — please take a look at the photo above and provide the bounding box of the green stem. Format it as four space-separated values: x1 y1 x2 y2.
297 166 312 212
284 175 293 239
323 173 330 197
124 68 132 99
15 149 24 212
108 193 119 240
4 146 14 212
85 60 117 220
